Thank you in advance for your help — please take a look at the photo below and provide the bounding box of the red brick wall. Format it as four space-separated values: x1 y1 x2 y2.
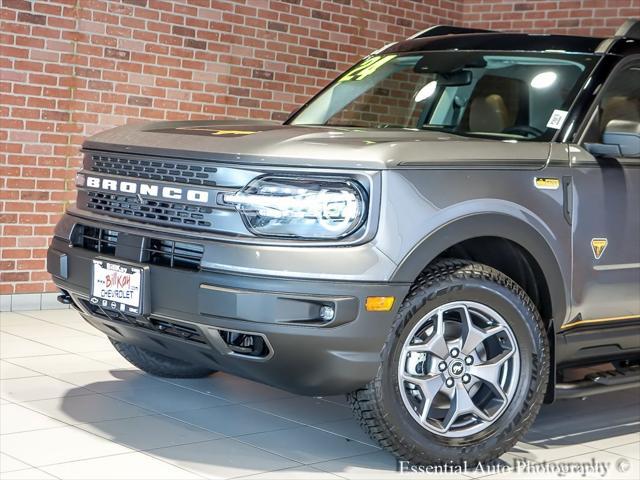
0 0 637 295
462 0 639 36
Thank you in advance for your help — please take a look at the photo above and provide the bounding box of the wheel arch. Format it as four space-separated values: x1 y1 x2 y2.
390 213 569 329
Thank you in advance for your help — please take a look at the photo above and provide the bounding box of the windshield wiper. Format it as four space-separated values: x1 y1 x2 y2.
319 123 370 128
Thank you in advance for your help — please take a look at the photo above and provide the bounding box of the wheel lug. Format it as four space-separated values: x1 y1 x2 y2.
445 378 455 388
438 361 447 372
450 348 459 358
465 356 473 365
462 374 471 384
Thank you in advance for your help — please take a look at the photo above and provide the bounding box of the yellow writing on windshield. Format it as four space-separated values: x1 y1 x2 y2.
210 130 256 135
339 55 397 82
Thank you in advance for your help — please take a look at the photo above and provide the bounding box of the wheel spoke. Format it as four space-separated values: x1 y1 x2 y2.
401 372 444 396
442 383 489 431
401 372 445 422
460 306 505 355
405 343 429 353
407 309 449 359
419 375 445 421
425 310 450 358
468 350 514 399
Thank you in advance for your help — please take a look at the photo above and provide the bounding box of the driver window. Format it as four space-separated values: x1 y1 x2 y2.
583 64 640 156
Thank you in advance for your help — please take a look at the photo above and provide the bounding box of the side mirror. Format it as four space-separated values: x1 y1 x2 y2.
586 119 640 158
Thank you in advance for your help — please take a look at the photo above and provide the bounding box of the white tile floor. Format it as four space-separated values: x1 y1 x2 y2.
0 309 638 480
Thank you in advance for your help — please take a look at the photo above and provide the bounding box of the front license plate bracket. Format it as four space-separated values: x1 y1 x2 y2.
90 258 150 316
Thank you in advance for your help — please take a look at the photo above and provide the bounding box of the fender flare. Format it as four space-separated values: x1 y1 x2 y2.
390 213 569 328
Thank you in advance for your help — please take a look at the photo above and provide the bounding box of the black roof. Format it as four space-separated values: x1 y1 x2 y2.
385 32 604 55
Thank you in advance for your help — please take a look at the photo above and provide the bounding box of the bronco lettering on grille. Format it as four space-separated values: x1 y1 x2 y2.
85 176 209 203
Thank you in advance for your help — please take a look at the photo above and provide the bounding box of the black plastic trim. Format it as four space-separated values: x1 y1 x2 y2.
556 366 640 399
390 213 568 330
410 25 495 39
556 323 640 368
385 33 604 56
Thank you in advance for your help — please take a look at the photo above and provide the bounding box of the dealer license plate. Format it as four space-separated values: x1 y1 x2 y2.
90 260 143 315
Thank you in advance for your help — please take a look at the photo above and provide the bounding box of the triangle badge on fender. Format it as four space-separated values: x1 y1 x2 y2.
591 238 608 260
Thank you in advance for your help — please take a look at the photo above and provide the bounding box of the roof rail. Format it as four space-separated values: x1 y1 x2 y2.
615 19 640 40
596 19 640 53
408 25 495 40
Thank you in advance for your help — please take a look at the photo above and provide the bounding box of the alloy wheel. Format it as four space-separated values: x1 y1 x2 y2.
397 301 520 438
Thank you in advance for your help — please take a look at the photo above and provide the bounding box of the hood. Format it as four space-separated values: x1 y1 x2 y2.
83 120 551 170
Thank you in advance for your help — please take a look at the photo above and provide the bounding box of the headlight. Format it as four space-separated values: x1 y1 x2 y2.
223 176 367 239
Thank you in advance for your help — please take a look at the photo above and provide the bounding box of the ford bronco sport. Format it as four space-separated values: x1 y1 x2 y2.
48 22 640 465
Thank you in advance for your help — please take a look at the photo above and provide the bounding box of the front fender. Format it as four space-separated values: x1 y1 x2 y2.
389 211 569 329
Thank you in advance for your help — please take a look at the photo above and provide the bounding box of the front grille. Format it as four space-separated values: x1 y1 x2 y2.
79 151 262 235
74 225 119 255
91 154 218 187
146 237 203 270
72 224 203 271
86 191 214 228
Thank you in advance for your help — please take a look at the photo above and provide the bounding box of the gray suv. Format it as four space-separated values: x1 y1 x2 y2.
48 22 640 465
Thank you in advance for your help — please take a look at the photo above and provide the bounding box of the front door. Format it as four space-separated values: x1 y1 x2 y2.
569 59 640 329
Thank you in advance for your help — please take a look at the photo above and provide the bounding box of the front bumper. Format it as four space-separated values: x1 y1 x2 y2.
47 218 410 395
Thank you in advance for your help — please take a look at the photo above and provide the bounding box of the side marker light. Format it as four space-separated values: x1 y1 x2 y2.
365 296 395 312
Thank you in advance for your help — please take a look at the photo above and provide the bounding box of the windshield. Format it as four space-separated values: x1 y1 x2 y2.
289 51 597 141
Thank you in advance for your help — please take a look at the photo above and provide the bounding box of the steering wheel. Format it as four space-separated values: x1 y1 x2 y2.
502 125 544 138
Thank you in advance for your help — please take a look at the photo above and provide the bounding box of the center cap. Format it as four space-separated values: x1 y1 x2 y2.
448 359 465 378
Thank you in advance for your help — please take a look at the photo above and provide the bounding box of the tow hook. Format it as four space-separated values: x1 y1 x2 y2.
56 292 73 305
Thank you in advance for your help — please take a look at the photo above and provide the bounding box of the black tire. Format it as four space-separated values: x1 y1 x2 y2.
348 259 549 466
110 339 215 378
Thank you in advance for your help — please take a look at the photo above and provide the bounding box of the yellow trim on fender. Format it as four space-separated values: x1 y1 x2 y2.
561 314 640 330
534 177 560 190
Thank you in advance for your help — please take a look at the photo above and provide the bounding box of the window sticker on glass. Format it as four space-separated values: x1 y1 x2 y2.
546 109 568 129
339 55 397 82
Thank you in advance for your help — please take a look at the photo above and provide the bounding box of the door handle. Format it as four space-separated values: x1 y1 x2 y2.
562 176 573 225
